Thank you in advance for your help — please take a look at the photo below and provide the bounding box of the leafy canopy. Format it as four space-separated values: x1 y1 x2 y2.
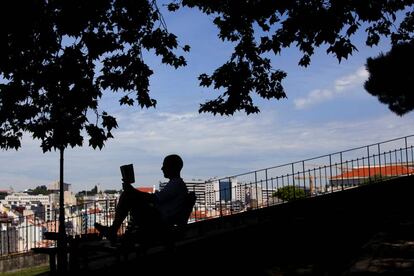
0 0 413 153
365 41 414 116
27 185 51 195
180 0 414 114
272 185 306 202
0 0 188 152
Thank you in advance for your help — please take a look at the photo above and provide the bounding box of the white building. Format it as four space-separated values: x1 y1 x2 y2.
49 190 76 208
48 181 71 192
47 181 77 208
3 193 50 206
17 216 43 252
2 193 54 222
183 179 208 207
204 178 239 204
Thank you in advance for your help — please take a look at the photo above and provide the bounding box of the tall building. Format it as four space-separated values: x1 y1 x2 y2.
47 181 71 192
204 178 238 204
47 181 76 207
182 179 206 207
219 180 232 201
233 183 263 209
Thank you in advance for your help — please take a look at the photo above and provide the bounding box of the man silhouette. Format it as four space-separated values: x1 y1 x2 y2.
95 154 188 241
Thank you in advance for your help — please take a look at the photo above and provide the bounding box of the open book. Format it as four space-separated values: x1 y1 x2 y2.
120 164 135 184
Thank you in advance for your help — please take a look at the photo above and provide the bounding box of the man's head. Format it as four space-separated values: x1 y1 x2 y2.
161 154 183 179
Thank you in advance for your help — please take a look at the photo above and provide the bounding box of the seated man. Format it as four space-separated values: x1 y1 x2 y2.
95 154 188 241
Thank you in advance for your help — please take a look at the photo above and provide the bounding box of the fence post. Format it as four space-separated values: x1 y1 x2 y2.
378 143 382 179
302 161 306 196
340 152 344 191
405 137 409 175
265 169 269 207
7 221 10 254
329 155 333 193
26 215 29 251
33 216 36 250
367 146 371 182
291 163 295 199
254 172 258 209
105 199 108 226
84 202 87 235
94 200 97 227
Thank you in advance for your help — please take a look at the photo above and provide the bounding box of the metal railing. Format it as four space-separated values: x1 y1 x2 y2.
190 134 414 221
1 134 414 256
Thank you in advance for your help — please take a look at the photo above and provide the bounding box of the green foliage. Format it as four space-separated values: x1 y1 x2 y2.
27 185 50 195
0 0 187 152
0 191 8 200
104 189 120 194
2 265 49 276
76 185 99 197
182 0 414 115
272 186 306 202
361 174 394 185
365 41 414 115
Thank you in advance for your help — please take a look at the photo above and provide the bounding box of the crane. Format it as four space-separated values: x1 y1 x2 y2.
294 175 319 195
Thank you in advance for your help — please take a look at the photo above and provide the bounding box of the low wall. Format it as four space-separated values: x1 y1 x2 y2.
96 175 414 276
0 252 48 273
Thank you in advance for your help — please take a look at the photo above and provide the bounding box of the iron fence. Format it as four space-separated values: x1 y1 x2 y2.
192 134 414 220
1 134 413 255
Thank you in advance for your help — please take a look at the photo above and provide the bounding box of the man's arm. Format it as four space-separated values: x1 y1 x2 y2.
122 181 156 203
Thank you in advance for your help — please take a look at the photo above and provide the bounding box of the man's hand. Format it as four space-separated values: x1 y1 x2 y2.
122 180 133 191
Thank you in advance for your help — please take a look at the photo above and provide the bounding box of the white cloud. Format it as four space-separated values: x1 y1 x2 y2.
334 67 369 91
294 89 334 109
294 67 369 109
1 106 413 192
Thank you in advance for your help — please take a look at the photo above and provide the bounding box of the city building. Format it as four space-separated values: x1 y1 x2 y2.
16 215 44 252
204 178 239 204
3 193 50 206
182 179 207 207
1 192 53 221
48 181 71 192
330 164 414 187
48 181 76 207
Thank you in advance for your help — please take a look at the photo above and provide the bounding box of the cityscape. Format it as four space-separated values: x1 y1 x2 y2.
1 134 413 257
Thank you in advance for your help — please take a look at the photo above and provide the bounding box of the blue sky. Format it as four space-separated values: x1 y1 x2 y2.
1 5 413 192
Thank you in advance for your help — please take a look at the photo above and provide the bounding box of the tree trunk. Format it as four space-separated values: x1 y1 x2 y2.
57 147 67 272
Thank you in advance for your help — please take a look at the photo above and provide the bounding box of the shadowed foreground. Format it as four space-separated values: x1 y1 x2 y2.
39 175 414 275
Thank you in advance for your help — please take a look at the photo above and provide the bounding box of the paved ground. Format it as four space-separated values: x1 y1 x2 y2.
263 213 414 276
344 218 414 275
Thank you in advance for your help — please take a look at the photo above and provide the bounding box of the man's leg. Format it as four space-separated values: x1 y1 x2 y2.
111 188 136 231
95 187 147 240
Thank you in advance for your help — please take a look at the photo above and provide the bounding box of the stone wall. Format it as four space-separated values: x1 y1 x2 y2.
0 252 48 273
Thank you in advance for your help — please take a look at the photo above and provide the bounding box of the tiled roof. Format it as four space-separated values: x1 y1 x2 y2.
136 187 154 193
331 165 414 179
